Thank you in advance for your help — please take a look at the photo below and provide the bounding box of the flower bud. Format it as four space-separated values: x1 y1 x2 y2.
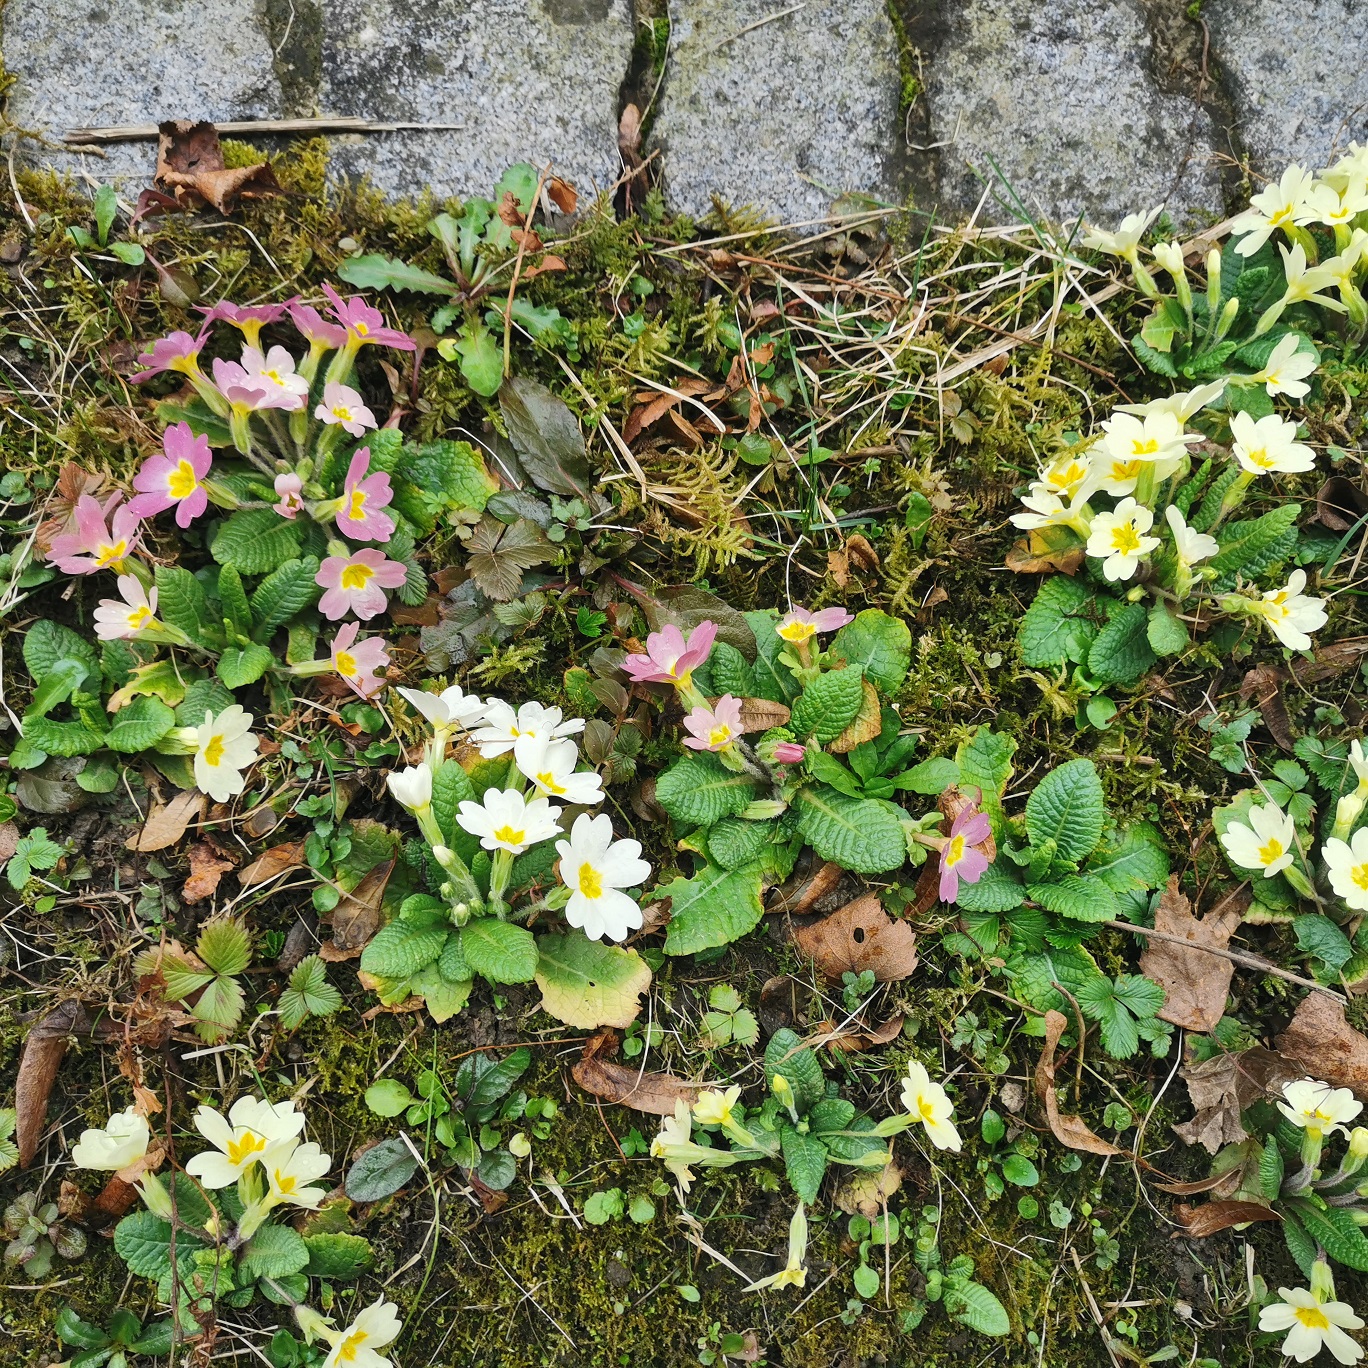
294 1304 334 1343
136 1173 175 1221
1311 1259 1337 1302
741 799 787 821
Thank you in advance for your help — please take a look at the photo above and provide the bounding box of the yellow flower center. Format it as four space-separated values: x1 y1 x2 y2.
340 562 374 590
1109 459 1142 481
336 1329 368 1362
346 489 369 521
777 621 815 643
225 1131 266 1166
1295 1304 1331 1331
95 539 128 568
578 862 603 898
1109 523 1143 555
1352 863 1368 891
492 824 525 846
708 723 734 748
537 771 568 795
331 405 354 423
203 734 226 768
127 606 152 630
274 1170 297 1195
1132 438 1161 456
1246 446 1275 469
167 460 199 499
944 833 966 869
1257 838 1284 866
918 1097 937 1122
335 650 358 678
262 368 285 384
353 321 370 338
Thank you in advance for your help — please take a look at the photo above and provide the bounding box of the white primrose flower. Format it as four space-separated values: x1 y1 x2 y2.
1116 378 1226 423
1248 569 1328 651
320 1297 403 1368
1321 144 1368 195
1305 175 1368 230
70 1107 150 1171
470 700 585 765
1164 506 1219 565
1278 1078 1364 1141
1325 829 1368 913
1008 488 1091 535
1277 241 1348 314
258 1139 332 1213
193 705 260 804
901 1060 961 1152
1230 411 1317 475
1232 164 1319 256
1098 410 1201 467
93 575 161 641
1259 1284 1365 1365
1085 497 1160 582
554 811 651 942
1080 205 1163 260
1248 333 1318 400
1092 452 1184 498
518 736 605 806
1220 801 1297 878
396 684 486 730
457 787 562 855
386 763 433 813
184 1096 307 1188
1033 449 1095 501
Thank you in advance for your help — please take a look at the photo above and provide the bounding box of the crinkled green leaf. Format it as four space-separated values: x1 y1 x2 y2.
661 860 764 956
790 667 865 742
1025 759 1105 862
655 752 758 828
210 508 303 574
829 610 911 693
795 788 907 874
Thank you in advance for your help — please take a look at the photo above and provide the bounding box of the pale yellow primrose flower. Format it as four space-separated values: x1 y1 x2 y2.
1321 143 1368 195
1232 164 1320 256
1080 205 1163 262
321 1297 403 1368
1247 333 1318 400
1259 1284 1365 1365
1325 829 1368 913
1277 241 1348 313
742 1202 808 1292
1085 498 1160 582
1033 449 1095 501
901 1060 961 1152
70 1107 151 1171
1097 410 1201 468
1278 1078 1363 1140
1230 411 1317 475
1009 489 1092 536
193 705 260 804
183 1096 306 1188
1219 801 1297 878
1116 379 1226 423
692 1086 743 1128
1247 570 1328 651
1164 506 1219 565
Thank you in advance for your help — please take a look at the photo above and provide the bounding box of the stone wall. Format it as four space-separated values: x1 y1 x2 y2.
4 0 1365 227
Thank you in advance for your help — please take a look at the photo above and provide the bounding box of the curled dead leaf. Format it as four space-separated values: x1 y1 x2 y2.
155 120 281 213
1239 664 1294 752
1139 878 1246 1032
1033 1010 1123 1157
125 789 204 853
1292 636 1368 687
790 893 918 983
1174 1200 1280 1238
1006 530 1085 576
735 697 791 733
767 858 847 917
1276 992 1368 1100
182 841 235 905
328 859 395 956
17 1000 90 1166
835 1159 902 1219
571 1029 704 1116
1172 1045 1296 1153
237 840 305 887
812 1015 904 1053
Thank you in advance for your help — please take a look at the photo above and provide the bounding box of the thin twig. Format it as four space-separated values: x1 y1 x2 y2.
63 117 466 145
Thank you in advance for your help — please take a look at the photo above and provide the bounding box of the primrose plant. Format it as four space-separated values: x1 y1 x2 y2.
637 606 996 956
360 683 653 1029
18 284 499 798
68 1098 381 1340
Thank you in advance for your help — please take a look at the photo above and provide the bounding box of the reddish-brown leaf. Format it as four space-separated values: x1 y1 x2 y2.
1175 1201 1280 1237
1172 1045 1297 1152
16 1000 89 1166
571 1029 704 1116
812 1015 904 1053
182 841 235 905
1033 1010 1123 1157
155 120 281 213
1240 664 1294 751
1276 992 1368 1100
237 840 305 887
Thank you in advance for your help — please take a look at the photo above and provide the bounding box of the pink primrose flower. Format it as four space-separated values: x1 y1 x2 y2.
128 422 212 527
621 621 718 685
682 694 745 752
315 548 407 620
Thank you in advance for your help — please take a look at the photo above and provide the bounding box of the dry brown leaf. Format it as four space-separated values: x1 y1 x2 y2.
571 1029 705 1116
0 821 18 864
1316 475 1368 533
1140 878 1246 1032
182 841 235 905
1239 664 1294 752
1292 636 1368 687
758 975 801 1035
1276 993 1368 1099
125 789 204 852
1033 1010 1123 1158
829 680 882 753
117 1044 161 1116
1005 535 1085 576
328 859 394 956
835 1160 902 1219
155 120 282 213
1174 1200 1280 1237
812 1015 904 1053
16 1000 88 1166
736 697 791 733
1172 1045 1296 1152
767 858 847 917
237 840 305 887
790 893 918 983
622 391 682 445
547 176 578 214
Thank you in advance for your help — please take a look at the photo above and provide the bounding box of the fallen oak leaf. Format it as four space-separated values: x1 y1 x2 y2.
571 1028 705 1116
1174 1200 1281 1238
790 893 918 983
1139 877 1246 1032
327 858 395 957
1033 1009 1123 1158
1172 1045 1296 1153
181 841 235 905
16 1000 91 1167
1276 992 1368 1100
155 120 281 214
125 789 204 852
